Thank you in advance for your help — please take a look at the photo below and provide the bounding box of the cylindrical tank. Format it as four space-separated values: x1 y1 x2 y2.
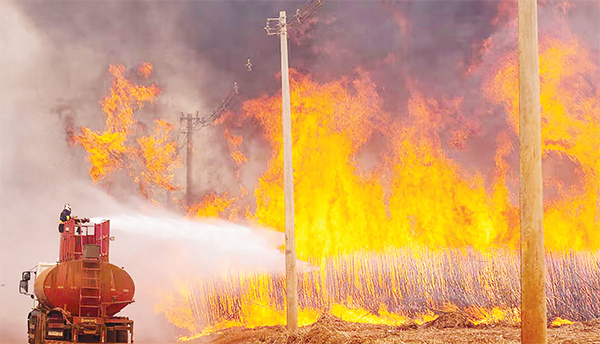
34 260 134 317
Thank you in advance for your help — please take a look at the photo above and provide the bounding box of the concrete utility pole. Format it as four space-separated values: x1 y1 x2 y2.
280 11 299 332
518 0 547 342
265 0 322 331
179 83 239 207
266 10 298 332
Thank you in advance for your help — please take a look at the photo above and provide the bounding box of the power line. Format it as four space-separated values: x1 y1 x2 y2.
179 82 239 134
177 82 239 206
176 82 239 154
264 0 323 35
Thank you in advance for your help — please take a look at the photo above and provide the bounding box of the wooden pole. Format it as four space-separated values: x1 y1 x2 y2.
279 10 299 331
186 113 193 207
518 0 547 342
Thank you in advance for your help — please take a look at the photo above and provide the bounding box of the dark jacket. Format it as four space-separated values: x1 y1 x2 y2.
60 209 71 222
58 209 72 233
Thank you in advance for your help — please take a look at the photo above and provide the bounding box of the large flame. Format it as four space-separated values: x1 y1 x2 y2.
69 16 599 339
244 71 388 258
157 33 599 336
76 63 180 199
214 35 599 258
486 36 600 250
136 119 181 198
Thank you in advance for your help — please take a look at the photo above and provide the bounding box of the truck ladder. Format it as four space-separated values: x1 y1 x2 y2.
79 258 101 317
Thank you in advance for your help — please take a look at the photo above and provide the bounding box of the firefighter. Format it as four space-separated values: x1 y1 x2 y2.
58 204 71 233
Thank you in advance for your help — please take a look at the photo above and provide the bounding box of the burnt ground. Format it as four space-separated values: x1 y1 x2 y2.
193 314 600 344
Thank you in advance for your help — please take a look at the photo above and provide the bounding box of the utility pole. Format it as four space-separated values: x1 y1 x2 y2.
179 83 239 207
519 0 547 342
265 0 323 332
266 9 298 332
186 112 194 207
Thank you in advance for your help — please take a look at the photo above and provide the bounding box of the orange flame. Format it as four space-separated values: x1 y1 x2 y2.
68 21 598 338
188 192 238 220
550 316 574 327
138 62 153 78
136 119 181 197
161 33 600 336
485 36 600 250
158 249 598 337
75 129 128 182
223 128 247 168
244 71 388 259
208 36 599 256
101 64 159 136
76 64 180 199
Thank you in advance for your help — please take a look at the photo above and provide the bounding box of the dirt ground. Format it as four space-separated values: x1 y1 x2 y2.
195 314 600 344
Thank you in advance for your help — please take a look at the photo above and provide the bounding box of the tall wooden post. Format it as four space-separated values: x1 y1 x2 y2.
279 10 299 331
186 113 193 207
519 0 547 342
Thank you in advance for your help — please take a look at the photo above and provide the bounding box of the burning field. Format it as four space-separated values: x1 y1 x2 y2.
1 0 599 342
79 31 600 340
193 314 600 344
159 249 600 342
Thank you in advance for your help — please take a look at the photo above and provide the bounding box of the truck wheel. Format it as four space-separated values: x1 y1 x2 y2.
27 311 42 344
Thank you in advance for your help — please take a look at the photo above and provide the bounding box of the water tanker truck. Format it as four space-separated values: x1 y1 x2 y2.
20 218 135 343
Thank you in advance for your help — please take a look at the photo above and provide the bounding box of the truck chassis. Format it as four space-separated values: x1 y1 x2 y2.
28 308 133 344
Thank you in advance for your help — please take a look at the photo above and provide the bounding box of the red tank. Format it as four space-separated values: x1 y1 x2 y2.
21 218 135 343
34 260 135 317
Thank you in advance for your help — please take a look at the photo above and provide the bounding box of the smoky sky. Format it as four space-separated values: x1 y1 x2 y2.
12 0 509 105
16 0 598 113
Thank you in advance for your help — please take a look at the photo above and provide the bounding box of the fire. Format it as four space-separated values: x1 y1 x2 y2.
486 36 600 250
138 62 153 78
155 283 198 334
68 11 598 338
136 119 181 197
159 249 598 337
226 70 515 258
216 36 598 256
243 71 388 259
188 192 237 219
100 64 159 136
550 317 574 327
470 306 520 326
384 92 511 250
75 129 128 182
156 31 599 335
155 29 599 335
223 128 247 167
76 63 180 199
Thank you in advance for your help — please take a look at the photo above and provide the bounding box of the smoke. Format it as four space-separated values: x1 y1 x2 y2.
7 0 598 202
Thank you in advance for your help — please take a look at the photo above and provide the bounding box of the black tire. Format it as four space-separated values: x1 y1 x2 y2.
27 311 42 344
